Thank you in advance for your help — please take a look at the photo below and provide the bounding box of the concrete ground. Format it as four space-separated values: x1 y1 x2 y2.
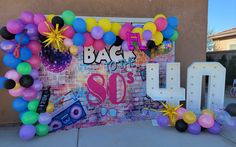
0 97 236 147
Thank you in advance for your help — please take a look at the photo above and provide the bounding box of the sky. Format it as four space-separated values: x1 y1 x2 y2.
208 0 236 33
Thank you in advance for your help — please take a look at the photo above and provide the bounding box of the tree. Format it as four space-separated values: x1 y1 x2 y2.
207 29 215 52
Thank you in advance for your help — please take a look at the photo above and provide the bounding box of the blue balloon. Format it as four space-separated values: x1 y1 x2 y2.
19 47 32 61
72 33 85 46
15 32 30 45
103 31 116 45
0 77 7 89
12 97 28 112
73 18 87 33
162 25 175 39
167 16 179 29
3 53 22 69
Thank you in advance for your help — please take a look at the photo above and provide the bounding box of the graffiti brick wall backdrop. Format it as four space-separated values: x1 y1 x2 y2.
0 0 207 124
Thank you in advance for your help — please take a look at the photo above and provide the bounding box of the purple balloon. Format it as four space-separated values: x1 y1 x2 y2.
142 30 152 41
23 88 38 101
6 19 24 34
77 46 84 54
156 115 170 127
21 11 34 24
0 40 16 53
188 122 201 135
38 113 52 125
19 125 36 140
30 69 39 79
91 26 104 39
25 24 38 37
34 13 46 25
208 121 221 134
31 80 43 91
121 41 129 52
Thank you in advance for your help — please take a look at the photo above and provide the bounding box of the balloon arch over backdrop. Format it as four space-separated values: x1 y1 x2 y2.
0 10 235 141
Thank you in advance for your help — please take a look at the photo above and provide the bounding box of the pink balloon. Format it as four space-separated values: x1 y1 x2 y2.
21 11 34 24
93 39 105 51
63 38 73 47
38 21 52 36
34 13 46 25
8 87 25 97
23 88 38 101
123 23 134 30
62 26 75 38
176 107 187 119
198 114 215 128
26 41 41 55
7 19 24 34
83 33 94 47
155 17 168 31
5 70 21 81
119 26 131 40
27 55 41 69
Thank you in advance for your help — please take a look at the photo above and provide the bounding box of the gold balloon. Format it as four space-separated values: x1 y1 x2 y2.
183 111 197 124
69 45 78 55
154 14 166 21
202 109 214 118
13 82 21 90
46 102 55 113
46 14 55 22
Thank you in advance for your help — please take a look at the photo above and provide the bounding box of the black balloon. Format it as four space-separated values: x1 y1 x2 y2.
146 40 156 49
19 75 34 88
175 119 188 132
0 26 15 40
113 36 123 46
52 16 64 29
225 103 236 116
201 127 207 131
4 79 16 89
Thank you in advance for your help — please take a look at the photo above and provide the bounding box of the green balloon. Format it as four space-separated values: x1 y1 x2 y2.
17 62 32 75
170 30 179 41
36 124 49 137
62 10 75 25
21 111 39 125
28 99 39 112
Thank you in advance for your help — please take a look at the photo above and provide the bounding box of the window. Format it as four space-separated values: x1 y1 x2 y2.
229 44 236 50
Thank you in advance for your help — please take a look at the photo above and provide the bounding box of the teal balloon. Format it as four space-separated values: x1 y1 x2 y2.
21 111 39 125
72 33 85 46
19 47 32 61
15 32 30 45
170 30 179 41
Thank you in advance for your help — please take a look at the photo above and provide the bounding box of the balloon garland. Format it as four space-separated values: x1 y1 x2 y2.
156 103 236 135
0 10 179 140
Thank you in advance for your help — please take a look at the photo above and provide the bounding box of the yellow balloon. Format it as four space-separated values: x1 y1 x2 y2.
152 31 163 45
202 109 215 118
85 17 97 32
143 22 157 35
13 82 21 90
154 13 166 21
98 18 111 32
70 45 78 55
111 22 122 36
46 102 55 113
132 27 143 40
46 14 55 22
183 111 197 124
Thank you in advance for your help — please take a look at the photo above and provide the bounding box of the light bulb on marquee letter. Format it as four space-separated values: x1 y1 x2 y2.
187 62 226 113
146 63 185 106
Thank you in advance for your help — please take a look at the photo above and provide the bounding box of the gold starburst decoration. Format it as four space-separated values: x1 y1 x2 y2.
160 102 183 126
43 22 69 52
